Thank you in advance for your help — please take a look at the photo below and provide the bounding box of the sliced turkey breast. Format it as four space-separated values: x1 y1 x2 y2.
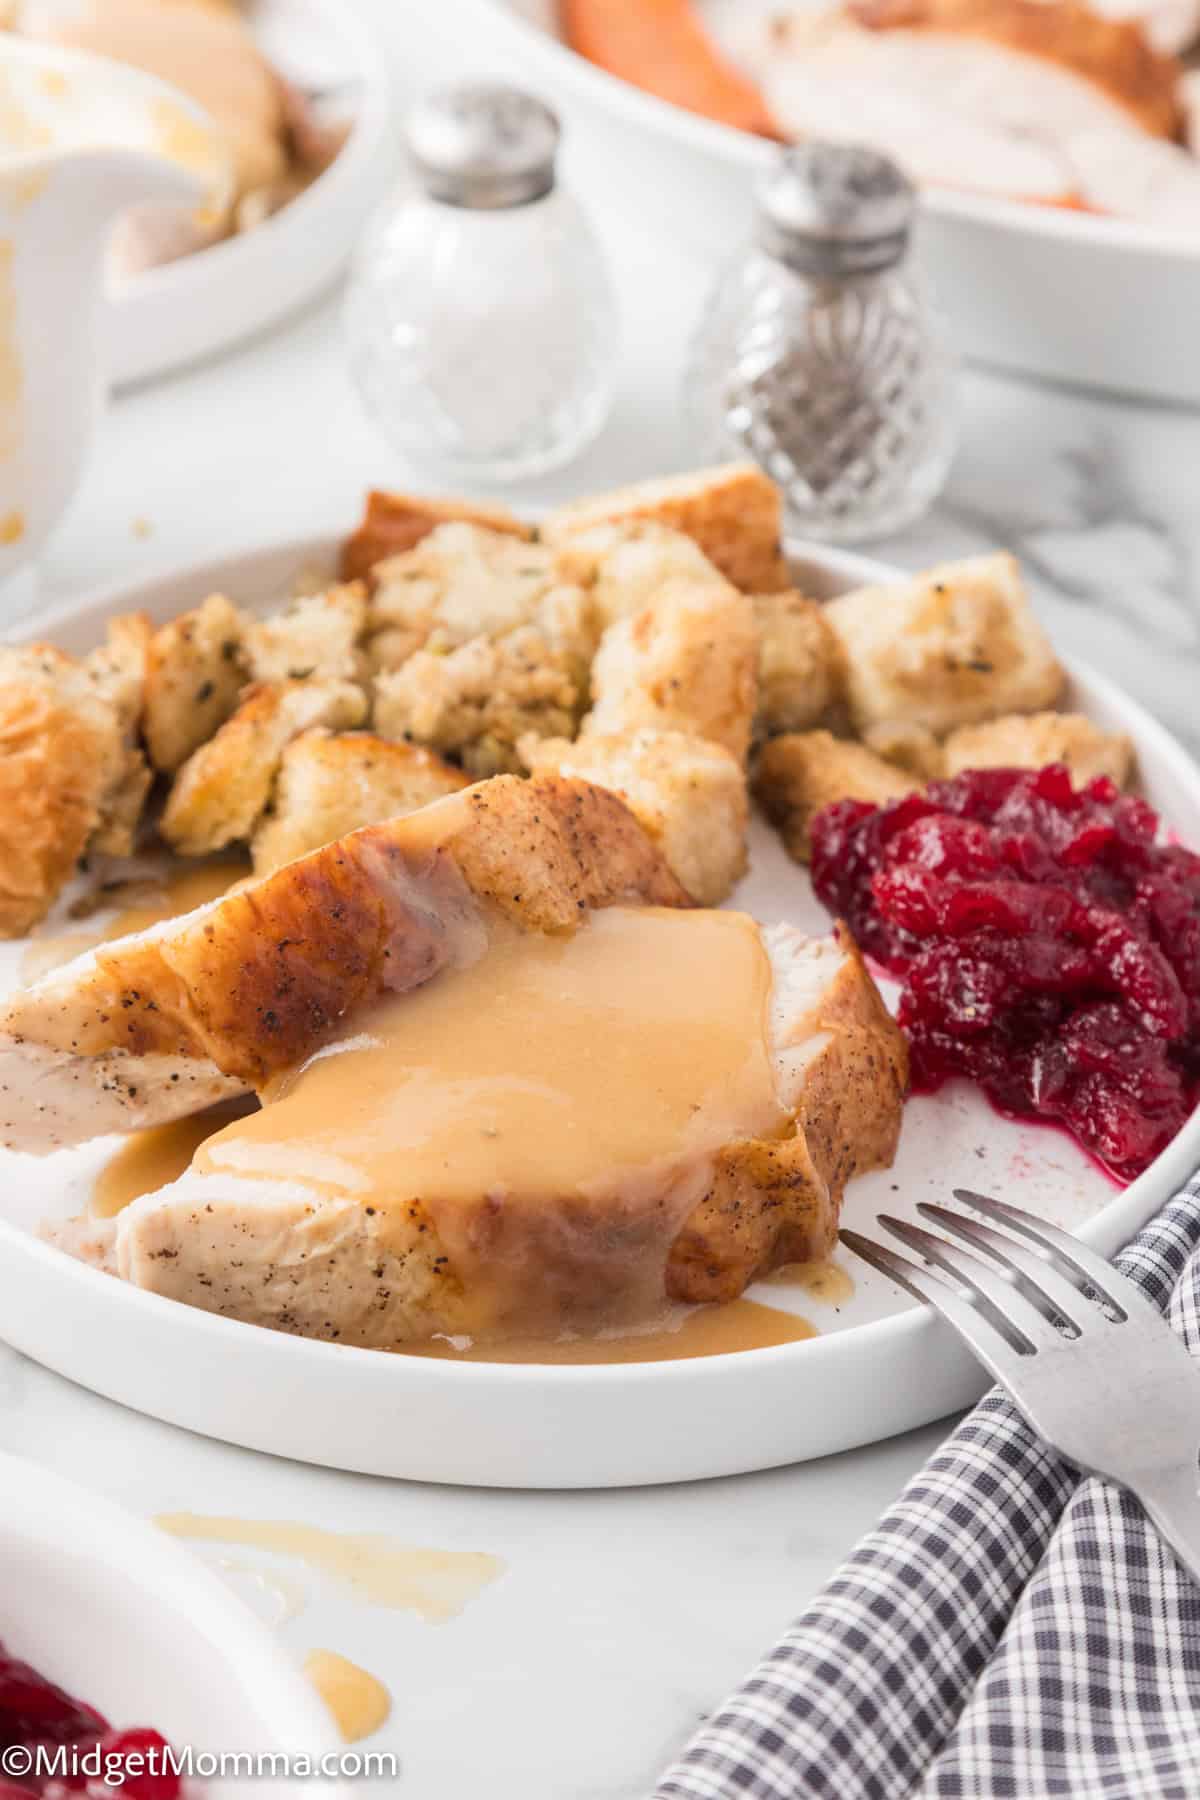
1065 127 1200 228
1087 0 1200 57
728 0 1182 203
62 918 906 1347
0 776 688 1154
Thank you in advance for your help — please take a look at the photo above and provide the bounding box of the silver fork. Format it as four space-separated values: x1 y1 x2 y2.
842 1189 1200 1584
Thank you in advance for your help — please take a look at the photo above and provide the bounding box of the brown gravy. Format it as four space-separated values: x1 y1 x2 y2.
102 857 249 938
762 1259 856 1307
91 1096 259 1218
407 1298 816 1364
155 1515 503 1623
197 906 788 1339
303 1651 391 1743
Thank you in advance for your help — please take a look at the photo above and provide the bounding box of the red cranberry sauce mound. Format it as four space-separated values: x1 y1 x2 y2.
810 764 1200 1182
0 1642 181 1800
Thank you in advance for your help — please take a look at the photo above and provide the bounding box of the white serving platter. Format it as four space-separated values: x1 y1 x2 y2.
104 0 393 387
2 532 1199 1488
0 1451 344 1794
460 0 1200 404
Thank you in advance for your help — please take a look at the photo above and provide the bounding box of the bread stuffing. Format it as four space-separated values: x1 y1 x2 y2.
242 582 368 686
143 593 247 774
0 648 128 936
161 678 367 855
366 522 595 682
825 552 1065 736
941 710 1134 786
755 729 919 861
251 730 469 874
753 589 844 737
521 726 748 904
340 488 533 585
586 580 759 762
541 462 789 593
373 628 582 777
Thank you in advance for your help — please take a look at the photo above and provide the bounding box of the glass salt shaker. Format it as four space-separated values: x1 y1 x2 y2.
344 84 618 483
686 142 956 544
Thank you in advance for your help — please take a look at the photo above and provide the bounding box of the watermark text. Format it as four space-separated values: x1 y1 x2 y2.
1 1743 398 1785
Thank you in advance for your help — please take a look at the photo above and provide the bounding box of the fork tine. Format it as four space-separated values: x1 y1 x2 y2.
917 1202 1086 1333
877 1214 1069 1352
952 1189 1130 1320
839 1229 1034 1374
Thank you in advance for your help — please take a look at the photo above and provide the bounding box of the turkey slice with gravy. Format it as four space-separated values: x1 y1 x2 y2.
60 916 907 1346
0 776 688 1153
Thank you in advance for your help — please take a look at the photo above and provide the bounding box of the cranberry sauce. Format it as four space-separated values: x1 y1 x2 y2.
810 764 1200 1181
0 1643 180 1799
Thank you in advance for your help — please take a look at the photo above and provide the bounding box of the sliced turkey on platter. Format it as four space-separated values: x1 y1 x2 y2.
709 0 1200 227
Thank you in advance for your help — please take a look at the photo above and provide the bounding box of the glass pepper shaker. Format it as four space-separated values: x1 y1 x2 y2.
344 83 618 483
686 142 956 544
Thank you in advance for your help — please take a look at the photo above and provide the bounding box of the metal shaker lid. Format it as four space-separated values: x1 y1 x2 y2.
757 142 916 275
406 84 560 209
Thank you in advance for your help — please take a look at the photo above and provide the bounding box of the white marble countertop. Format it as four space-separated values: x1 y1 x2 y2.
6 5 1200 1797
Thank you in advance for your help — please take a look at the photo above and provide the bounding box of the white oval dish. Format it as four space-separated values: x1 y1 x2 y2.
2 534 1199 1488
104 0 393 387
456 0 1200 404
0 1450 344 1793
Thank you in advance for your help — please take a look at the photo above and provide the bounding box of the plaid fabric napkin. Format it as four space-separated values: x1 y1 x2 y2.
653 1177 1200 1800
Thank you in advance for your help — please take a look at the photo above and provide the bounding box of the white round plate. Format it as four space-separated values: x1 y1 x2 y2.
0 1450 344 1793
454 0 1200 403
104 0 393 387
3 534 1200 1487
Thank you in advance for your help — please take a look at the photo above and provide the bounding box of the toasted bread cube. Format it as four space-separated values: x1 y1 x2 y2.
861 721 945 780
162 679 366 856
374 628 581 778
0 647 125 934
550 521 729 629
340 488 533 584
521 727 748 905
825 554 1064 736
585 582 758 763
251 730 470 874
942 711 1134 788
753 591 843 737
90 745 153 860
541 463 788 594
367 523 594 677
243 582 368 685
755 730 918 863
86 611 151 734
85 612 154 856
143 593 247 773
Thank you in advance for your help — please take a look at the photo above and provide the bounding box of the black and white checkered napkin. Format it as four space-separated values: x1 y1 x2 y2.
654 1177 1200 1800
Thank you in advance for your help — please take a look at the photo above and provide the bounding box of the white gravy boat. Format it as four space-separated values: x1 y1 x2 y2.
0 36 230 618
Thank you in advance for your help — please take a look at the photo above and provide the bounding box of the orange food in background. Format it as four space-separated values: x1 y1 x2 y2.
561 0 782 137
1022 191 1101 211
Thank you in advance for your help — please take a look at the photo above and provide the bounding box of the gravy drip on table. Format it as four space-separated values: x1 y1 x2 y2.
196 906 789 1340
303 1650 391 1744
155 1515 503 1623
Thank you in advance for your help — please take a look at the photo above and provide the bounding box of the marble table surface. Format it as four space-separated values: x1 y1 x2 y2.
7 5 1200 1797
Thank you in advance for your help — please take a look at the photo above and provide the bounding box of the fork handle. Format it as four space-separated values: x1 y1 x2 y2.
1133 1465 1200 1588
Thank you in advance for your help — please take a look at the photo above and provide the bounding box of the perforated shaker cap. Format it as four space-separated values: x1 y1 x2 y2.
757 142 916 276
407 83 560 209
